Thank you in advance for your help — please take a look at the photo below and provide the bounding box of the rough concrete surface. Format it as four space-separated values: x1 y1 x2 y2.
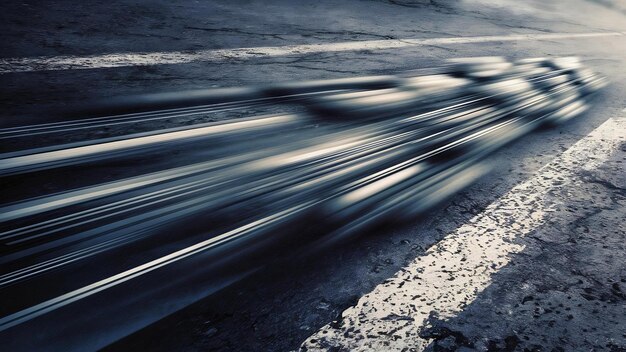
418 145 626 351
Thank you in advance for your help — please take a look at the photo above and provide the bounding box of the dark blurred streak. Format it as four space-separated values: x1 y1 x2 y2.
0 57 606 350
59 75 401 119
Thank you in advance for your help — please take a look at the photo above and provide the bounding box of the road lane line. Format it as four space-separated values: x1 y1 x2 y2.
0 32 622 73
301 117 626 351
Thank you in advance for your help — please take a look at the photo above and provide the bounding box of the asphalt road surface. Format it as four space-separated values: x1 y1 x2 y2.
1 0 625 351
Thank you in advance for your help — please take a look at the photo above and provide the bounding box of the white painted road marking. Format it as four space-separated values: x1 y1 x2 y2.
0 32 623 73
301 117 626 351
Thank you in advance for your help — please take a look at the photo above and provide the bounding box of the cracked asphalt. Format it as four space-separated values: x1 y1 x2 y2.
1 0 625 351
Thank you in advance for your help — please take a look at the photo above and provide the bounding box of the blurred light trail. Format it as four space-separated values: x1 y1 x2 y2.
0 56 606 350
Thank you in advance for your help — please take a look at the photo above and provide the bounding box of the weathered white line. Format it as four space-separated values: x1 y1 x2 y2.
301 117 626 351
1 32 622 73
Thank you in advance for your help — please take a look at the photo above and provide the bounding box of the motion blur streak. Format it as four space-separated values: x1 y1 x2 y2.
0 56 606 350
